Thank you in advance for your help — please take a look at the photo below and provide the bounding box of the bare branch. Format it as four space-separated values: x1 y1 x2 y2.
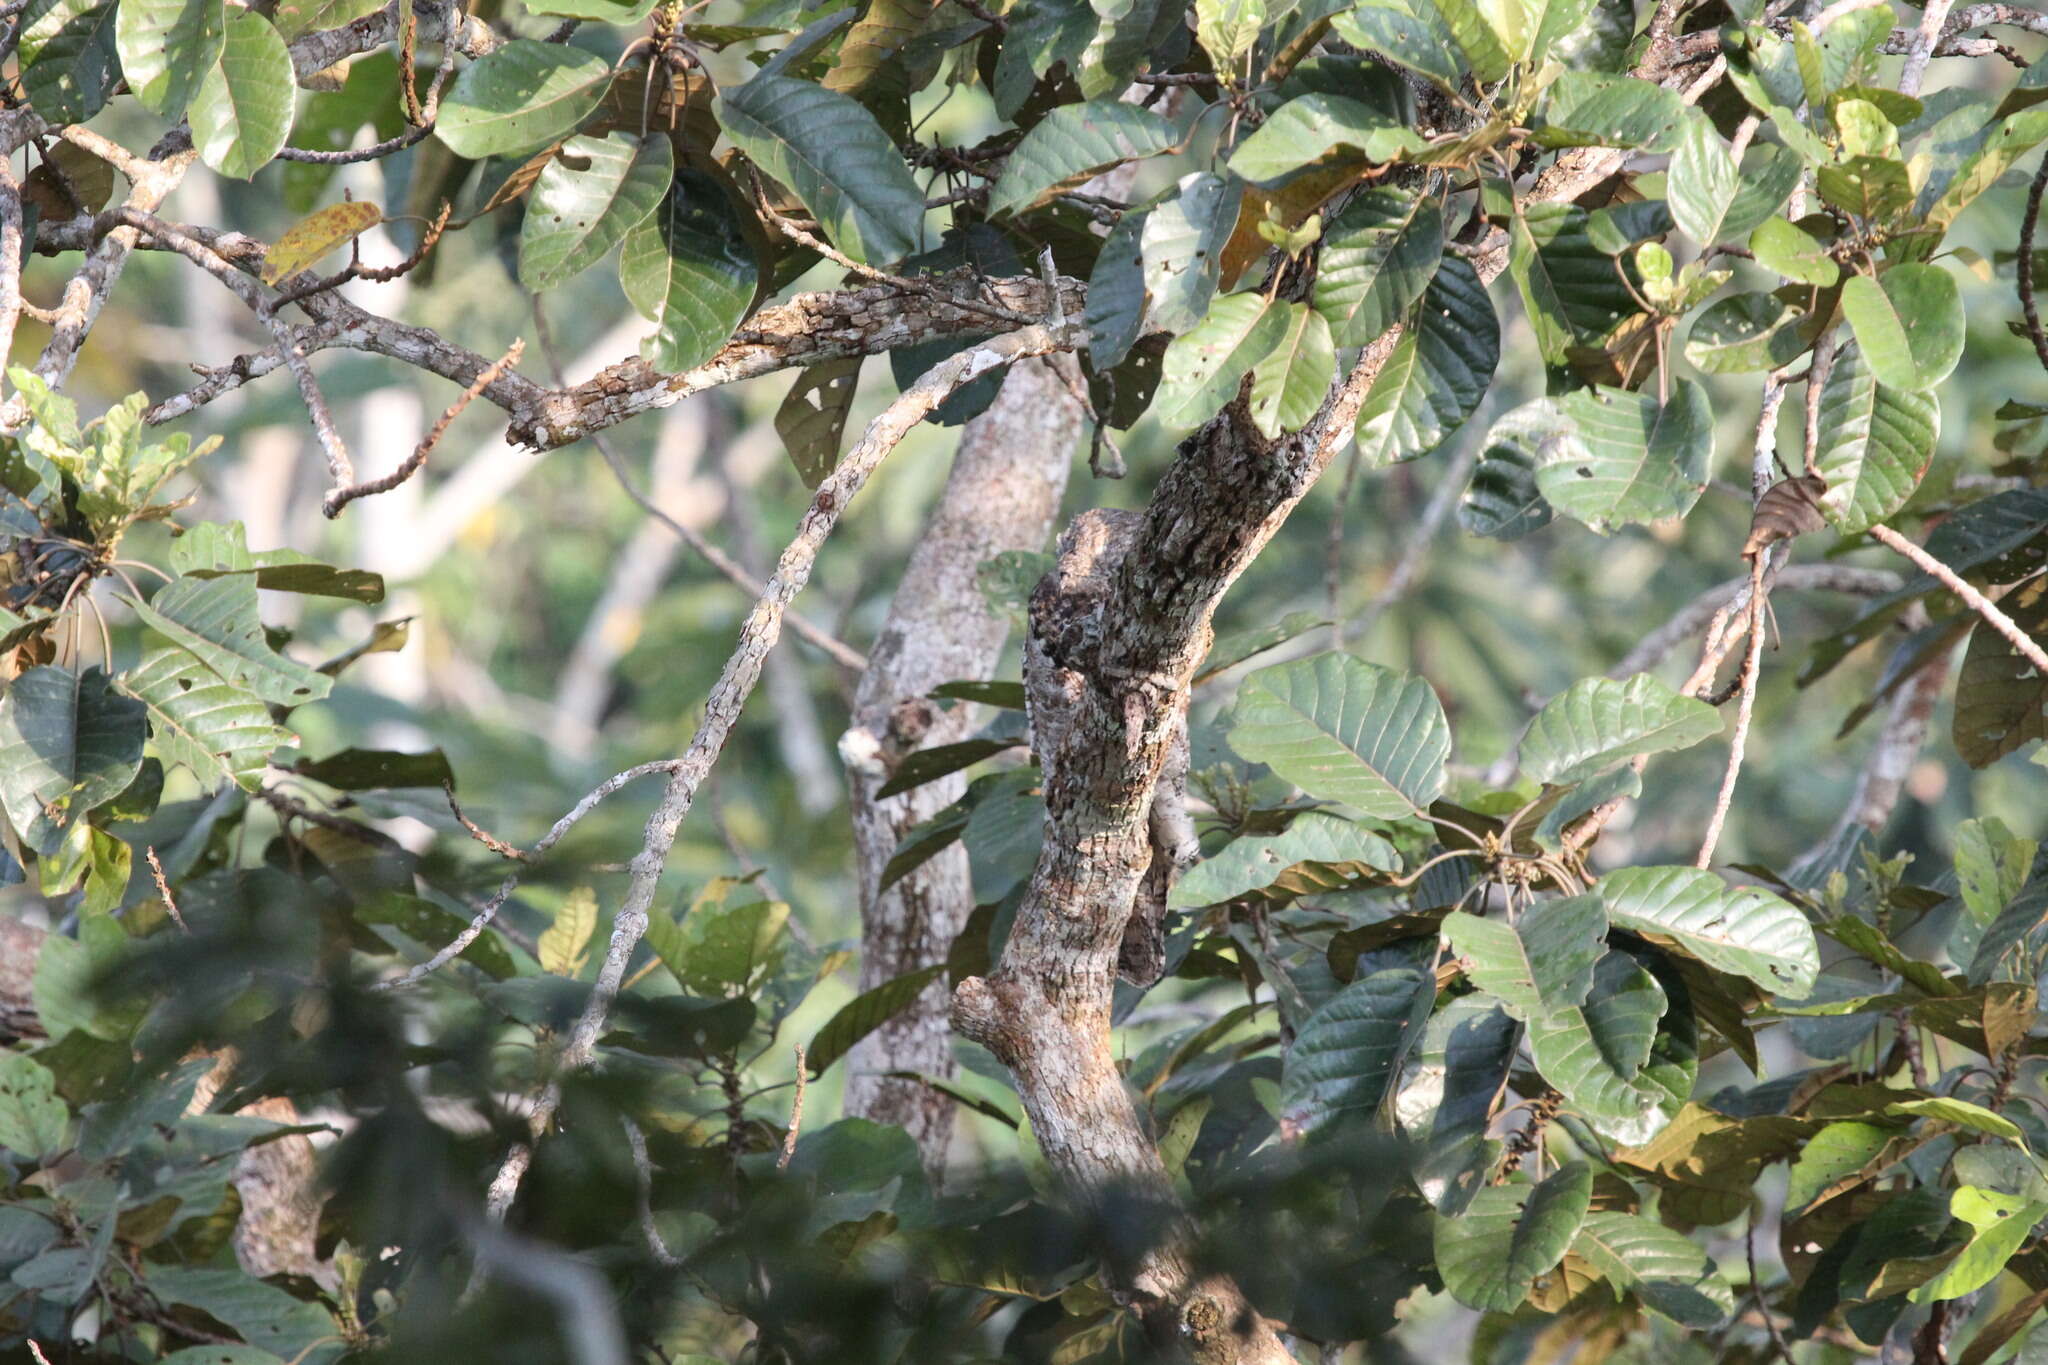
1611 564 1902 677
1696 558 1770 868
1868 522 2048 677
1902 0 1959 94
0 156 23 382
323 337 524 517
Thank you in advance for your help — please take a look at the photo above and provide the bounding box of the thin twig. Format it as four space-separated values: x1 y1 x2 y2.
622 1117 680 1266
779 1044 806 1171
445 782 533 862
476 321 1082 1230
323 336 524 516
1868 522 2048 676
1748 1210 1796 1365
1696 557 1769 868
2019 154 2048 374
145 847 188 933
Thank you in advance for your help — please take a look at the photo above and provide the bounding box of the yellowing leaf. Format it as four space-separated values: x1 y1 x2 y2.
261 199 382 285
539 885 598 976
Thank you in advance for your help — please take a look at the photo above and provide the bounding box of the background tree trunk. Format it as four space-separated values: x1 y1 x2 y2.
841 358 1081 1172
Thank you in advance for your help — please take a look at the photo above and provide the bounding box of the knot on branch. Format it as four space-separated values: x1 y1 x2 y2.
948 975 1019 1062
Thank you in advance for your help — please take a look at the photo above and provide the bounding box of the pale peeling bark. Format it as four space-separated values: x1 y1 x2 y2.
842 359 1081 1169
950 361 1384 1362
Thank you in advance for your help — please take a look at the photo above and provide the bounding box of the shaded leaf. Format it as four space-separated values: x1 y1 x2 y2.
1312 188 1444 348
1279 966 1434 1134
0 665 146 855
1353 256 1498 468
1434 1164 1594 1312
519 132 671 292
808 964 948 1075
1171 811 1400 908
1813 342 1940 535
988 100 1181 217
1447 894 1608 1022
438 40 613 159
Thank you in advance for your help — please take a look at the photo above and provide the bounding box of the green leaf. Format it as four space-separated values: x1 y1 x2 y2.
1171 811 1400 908
1394 995 1518 1214
170 520 383 601
807 964 947 1075
1431 0 1509 83
1248 302 1336 437
1812 342 1940 535
539 885 598 976
120 647 292 790
1086 210 1148 369
116 0 224 120
1229 652 1452 818
1955 578 2048 768
1353 256 1498 468
1445 893 1608 1021
1141 172 1239 333
188 12 295 180
875 737 1022 799
1886 1097 2023 1141
1913 1187 2047 1302
19 0 121 124
1929 107 2048 236
1152 292 1287 429
1683 292 1808 375
1434 1164 1594 1312
292 747 453 790
1196 0 1265 69
1330 2 1466 94
1537 71 1688 151
1508 202 1639 363
1195 609 1331 684
1785 1120 1897 1212
1725 143 1804 238
1460 408 1554 540
0 666 146 856
143 1268 342 1365
1572 1210 1734 1328
1279 966 1434 1134
358 893 516 979
1227 94 1427 185
1667 115 1745 245
988 100 1181 217
0 1054 69 1162
1312 188 1444 348
718 74 927 264
1750 215 1840 286
1527 951 1670 1145
1598 865 1819 997
1955 818 2037 927
520 0 656 17
1840 265 1964 393
1517 674 1721 785
1521 380 1715 534
438 40 612 159
130 575 333 707
621 169 760 374
517 133 671 292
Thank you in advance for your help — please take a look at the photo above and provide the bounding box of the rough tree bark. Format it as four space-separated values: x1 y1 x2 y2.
841 358 1082 1171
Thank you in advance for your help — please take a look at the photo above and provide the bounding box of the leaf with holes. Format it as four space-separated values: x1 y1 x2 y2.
188 12 295 179
128 575 333 708
1517 674 1721 786
1142 172 1241 334
776 359 860 490
1229 653 1451 818
116 0 224 120
518 133 671 292
0 1054 69 1163
1171 812 1400 908
1520 380 1714 533
1812 342 1940 534
121 648 292 791
1841 265 1964 393
1248 302 1336 438
1434 1164 1593 1312
1312 188 1444 348
1279 966 1435 1134
1195 0 1265 69
1354 256 1498 468
1683 292 1808 375
438 40 613 159
1508 202 1639 363
1599 865 1819 997
1447 894 1608 1022
0 666 146 856
988 101 1181 217
719 74 927 264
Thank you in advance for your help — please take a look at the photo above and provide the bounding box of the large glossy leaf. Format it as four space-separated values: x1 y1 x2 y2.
1278 966 1434 1134
116 0 225 119
129 575 333 708
718 74 927 264
1599 865 1819 997
1248 302 1336 437
1812 342 1940 535
988 101 1181 217
1683 292 1808 374
1354 257 1499 468
0 666 146 856
518 133 671 291
1312 188 1444 347
1913 1187 2048 1303
1152 293 1286 429
1667 115 1741 244
188 12 294 179
1517 674 1721 785
1331 3 1466 93
1519 380 1714 533
121 648 292 791
1445 893 1608 1021
1142 172 1240 333
620 170 760 374
1508 202 1638 363
19 0 120 123
1527 951 1669 1145
1229 653 1451 818
1572 1210 1734 1327
1460 405 1555 540
1394 995 1518 1215
1954 576 2048 769
1086 211 1148 369
1840 265 1964 393
1171 812 1400 908
1434 1164 1593 1312
1227 94 1426 185
438 40 613 159
1537 71 1688 150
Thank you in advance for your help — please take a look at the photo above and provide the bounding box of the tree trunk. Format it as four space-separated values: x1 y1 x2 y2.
842 358 1081 1171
